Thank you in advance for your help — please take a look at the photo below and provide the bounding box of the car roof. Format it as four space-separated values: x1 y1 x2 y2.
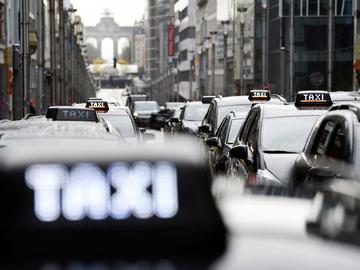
213 95 285 107
134 100 158 104
255 104 327 118
330 91 360 102
0 118 120 142
185 101 209 107
101 106 130 115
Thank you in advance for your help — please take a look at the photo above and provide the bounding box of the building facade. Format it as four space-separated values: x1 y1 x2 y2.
266 0 355 100
132 20 146 72
174 0 197 100
0 0 95 120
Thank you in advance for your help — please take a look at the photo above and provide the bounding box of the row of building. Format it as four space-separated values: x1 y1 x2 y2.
142 0 360 101
0 0 96 120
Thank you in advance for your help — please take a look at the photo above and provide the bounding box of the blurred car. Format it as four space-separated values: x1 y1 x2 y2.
149 108 175 130
125 94 149 107
130 101 160 127
206 111 247 176
198 90 287 140
289 102 360 196
227 91 332 187
330 91 360 103
164 106 183 134
99 107 140 144
172 101 210 135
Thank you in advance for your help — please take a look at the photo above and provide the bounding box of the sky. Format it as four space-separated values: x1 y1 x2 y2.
70 0 145 26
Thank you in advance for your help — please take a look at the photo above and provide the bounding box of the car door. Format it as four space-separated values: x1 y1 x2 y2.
215 117 230 173
228 109 259 179
291 117 338 193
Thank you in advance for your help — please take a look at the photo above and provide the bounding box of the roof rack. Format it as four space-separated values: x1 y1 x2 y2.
329 103 360 121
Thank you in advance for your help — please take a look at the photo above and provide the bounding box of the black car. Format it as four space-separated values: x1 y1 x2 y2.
289 102 360 195
198 90 286 140
206 111 247 176
130 100 160 127
227 91 332 187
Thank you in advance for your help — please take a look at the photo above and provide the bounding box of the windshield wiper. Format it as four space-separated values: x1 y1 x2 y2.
263 150 298 154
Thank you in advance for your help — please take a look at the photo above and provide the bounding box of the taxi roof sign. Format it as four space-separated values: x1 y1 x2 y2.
248 89 271 101
202 96 216 104
86 100 109 113
295 90 332 107
46 106 99 122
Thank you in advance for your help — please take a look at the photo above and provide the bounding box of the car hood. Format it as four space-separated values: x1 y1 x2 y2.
263 153 299 184
182 120 202 131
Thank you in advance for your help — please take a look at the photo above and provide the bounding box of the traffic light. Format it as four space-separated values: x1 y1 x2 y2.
113 57 117 69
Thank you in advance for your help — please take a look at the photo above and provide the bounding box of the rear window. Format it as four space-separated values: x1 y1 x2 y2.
227 118 245 144
217 105 251 128
102 115 136 137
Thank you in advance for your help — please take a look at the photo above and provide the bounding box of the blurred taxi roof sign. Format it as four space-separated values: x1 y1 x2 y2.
86 99 109 113
248 89 271 101
295 90 332 107
0 136 226 256
46 106 99 122
202 96 216 104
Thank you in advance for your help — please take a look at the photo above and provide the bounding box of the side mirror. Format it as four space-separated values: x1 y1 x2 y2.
206 137 220 148
198 124 211 134
229 145 247 159
143 132 156 142
139 128 146 134
307 167 335 181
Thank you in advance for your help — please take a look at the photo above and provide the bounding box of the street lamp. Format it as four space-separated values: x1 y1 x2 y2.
262 0 267 87
210 31 218 95
237 6 247 95
221 20 230 96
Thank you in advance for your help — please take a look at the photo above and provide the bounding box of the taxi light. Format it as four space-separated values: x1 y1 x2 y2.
202 96 216 104
46 106 99 122
248 90 270 101
86 100 109 113
295 90 332 107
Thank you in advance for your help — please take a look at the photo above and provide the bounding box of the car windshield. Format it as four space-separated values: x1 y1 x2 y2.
102 115 136 137
183 105 209 121
227 118 245 144
134 102 159 111
217 105 251 128
262 116 319 153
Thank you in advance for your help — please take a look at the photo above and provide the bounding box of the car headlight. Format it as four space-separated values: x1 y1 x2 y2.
256 169 282 185
133 112 139 117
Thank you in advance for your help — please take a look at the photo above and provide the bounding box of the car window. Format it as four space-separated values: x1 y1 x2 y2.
217 105 251 129
183 105 209 121
311 120 336 157
101 115 136 137
246 112 260 153
326 124 347 161
218 117 230 144
262 115 319 153
203 103 214 125
227 118 245 144
239 110 257 144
